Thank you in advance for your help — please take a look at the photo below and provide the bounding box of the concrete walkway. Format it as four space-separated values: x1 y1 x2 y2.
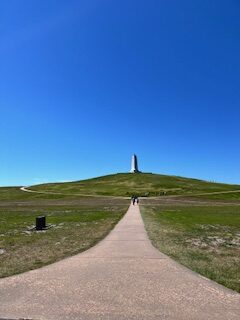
0 204 239 320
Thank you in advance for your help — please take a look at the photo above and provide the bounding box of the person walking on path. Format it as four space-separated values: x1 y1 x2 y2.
131 196 139 205
132 196 136 205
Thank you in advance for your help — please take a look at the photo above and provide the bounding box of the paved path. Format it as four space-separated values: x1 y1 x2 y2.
0 204 239 320
20 185 240 199
19 186 122 198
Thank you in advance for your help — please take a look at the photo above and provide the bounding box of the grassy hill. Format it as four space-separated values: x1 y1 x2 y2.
1 173 240 288
29 173 240 198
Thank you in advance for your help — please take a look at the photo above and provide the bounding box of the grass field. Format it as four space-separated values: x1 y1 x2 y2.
29 173 240 198
141 203 240 292
189 191 240 201
1 172 240 289
0 194 128 278
0 187 72 200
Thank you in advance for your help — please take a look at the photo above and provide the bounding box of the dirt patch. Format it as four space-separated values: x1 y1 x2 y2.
186 233 240 249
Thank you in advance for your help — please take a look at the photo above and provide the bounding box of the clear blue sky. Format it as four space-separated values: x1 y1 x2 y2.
1 0 240 186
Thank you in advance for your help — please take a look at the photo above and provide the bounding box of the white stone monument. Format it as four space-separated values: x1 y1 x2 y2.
130 154 140 173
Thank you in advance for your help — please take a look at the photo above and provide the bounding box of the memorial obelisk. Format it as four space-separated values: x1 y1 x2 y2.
130 154 140 173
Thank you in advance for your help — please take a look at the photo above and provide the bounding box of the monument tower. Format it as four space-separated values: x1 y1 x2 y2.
130 154 140 173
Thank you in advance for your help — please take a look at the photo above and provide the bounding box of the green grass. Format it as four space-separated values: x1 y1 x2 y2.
1 171 240 284
189 191 240 201
29 173 240 198
141 204 240 292
0 187 74 200
0 198 128 277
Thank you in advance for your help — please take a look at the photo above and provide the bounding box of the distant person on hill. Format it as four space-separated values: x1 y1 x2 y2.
131 196 136 205
136 197 139 205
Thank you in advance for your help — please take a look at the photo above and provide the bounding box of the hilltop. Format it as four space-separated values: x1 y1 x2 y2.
29 173 240 198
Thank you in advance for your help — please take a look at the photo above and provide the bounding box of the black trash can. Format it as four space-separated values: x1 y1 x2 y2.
36 216 46 230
